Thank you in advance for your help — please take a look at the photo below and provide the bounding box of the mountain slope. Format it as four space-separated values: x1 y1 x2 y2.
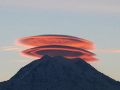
0 55 120 90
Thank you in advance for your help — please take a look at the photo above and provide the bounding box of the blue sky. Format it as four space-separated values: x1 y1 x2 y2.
0 0 120 81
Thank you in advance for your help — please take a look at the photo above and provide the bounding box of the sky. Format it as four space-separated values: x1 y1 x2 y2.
0 0 120 82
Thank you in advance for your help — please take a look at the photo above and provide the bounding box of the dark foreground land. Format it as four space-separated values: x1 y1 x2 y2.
0 55 120 90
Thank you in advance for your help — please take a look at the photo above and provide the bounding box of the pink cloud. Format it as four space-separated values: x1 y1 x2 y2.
0 45 23 52
95 49 120 54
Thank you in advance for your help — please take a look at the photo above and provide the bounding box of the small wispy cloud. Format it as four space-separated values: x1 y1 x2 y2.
0 0 120 14
0 45 23 52
95 49 120 54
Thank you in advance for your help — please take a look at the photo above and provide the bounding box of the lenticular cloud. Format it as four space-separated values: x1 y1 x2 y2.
17 34 96 61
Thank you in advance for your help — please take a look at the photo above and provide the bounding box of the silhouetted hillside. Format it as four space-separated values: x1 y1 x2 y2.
0 55 120 90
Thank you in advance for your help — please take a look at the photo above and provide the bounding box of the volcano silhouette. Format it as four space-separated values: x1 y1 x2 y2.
0 55 120 90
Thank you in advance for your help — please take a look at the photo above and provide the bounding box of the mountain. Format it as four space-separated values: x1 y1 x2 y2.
0 55 120 90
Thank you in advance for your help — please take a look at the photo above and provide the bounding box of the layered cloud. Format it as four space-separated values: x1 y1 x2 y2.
0 0 120 13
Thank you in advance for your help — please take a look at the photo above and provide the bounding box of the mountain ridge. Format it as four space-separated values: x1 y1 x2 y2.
0 55 120 90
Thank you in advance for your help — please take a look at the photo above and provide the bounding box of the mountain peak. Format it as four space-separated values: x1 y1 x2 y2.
0 56 120 90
